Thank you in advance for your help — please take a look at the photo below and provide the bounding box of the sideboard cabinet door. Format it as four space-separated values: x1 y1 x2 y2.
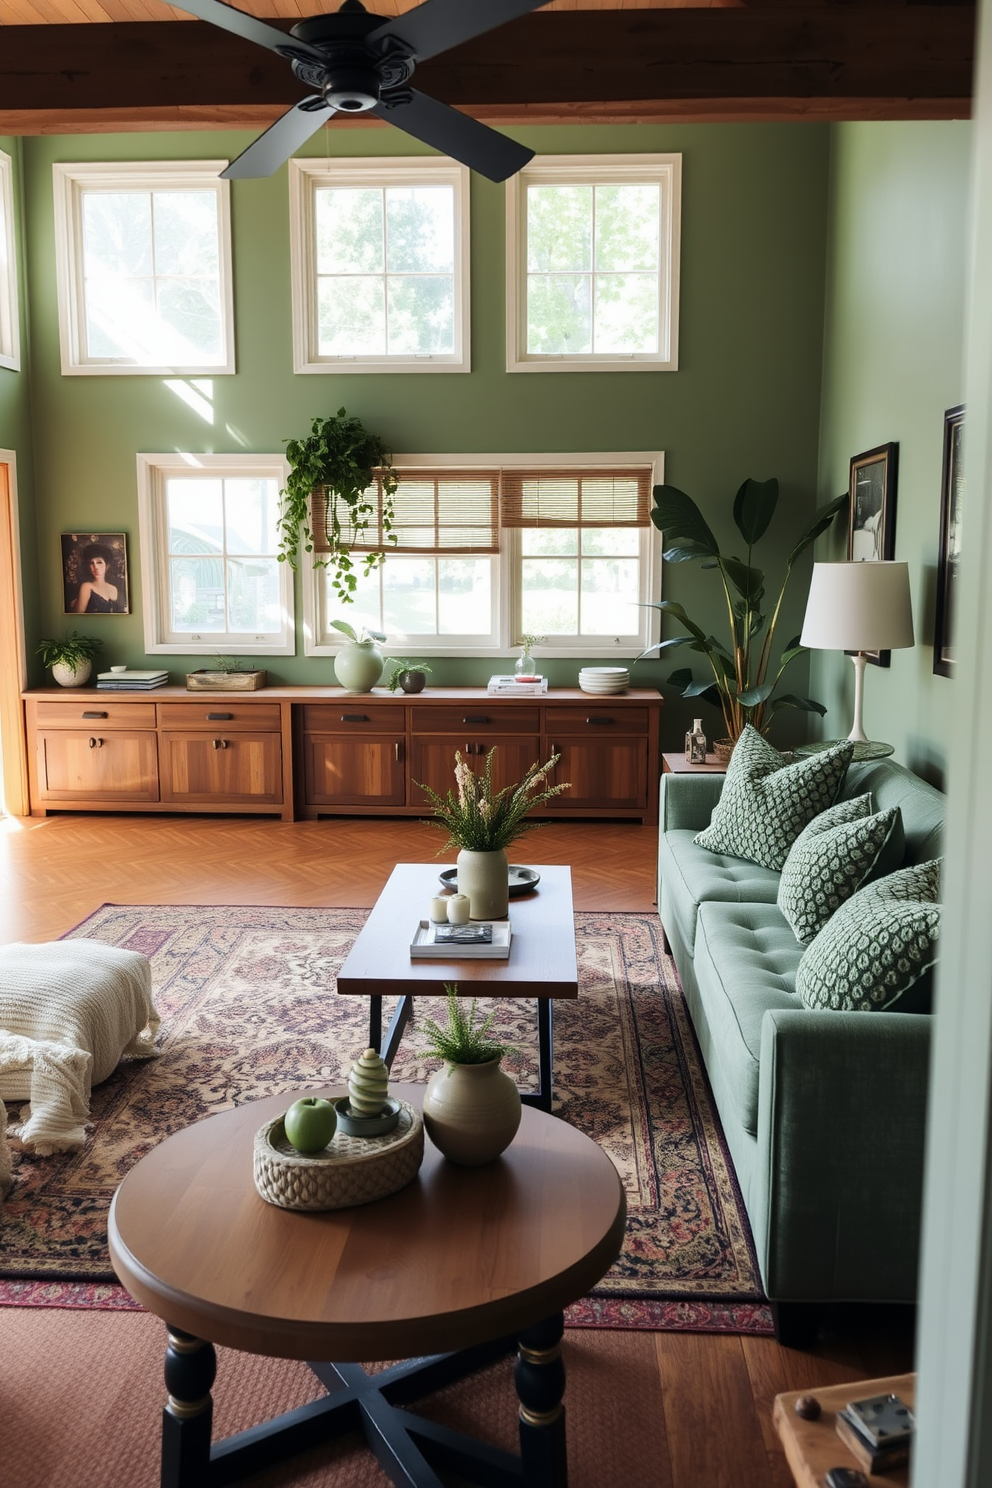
36 730 160 803
159 732 283 806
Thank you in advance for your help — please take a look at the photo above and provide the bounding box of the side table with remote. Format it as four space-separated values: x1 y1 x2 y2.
773 1372 916 1488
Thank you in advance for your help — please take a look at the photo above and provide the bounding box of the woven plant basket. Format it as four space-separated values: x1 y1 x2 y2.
253 1100 423 1212
713 738 736 765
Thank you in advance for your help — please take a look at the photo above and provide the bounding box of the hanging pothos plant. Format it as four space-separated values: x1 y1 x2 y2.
279 408 399 604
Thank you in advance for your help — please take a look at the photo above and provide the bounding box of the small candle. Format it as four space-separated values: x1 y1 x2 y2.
447 894 471 925
429 897 449 924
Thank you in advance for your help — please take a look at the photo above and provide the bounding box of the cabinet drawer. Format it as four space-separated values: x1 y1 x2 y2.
157 702 282 730
303 704 405 733
544 706 649 734
411 705 540 734
34 700 157 729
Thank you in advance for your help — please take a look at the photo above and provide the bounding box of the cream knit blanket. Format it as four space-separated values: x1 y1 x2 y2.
0 940 158 1156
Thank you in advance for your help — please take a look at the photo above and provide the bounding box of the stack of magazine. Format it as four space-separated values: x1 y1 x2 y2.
835 1392 915 1474
487 674 548 696
410 921 512 960
96 670 169 691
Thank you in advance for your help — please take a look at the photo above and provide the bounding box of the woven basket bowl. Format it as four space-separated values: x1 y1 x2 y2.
713 738 735 765
253 1099 424 1212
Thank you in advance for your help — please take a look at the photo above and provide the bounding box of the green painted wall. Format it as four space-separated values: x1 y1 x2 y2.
813 121 971 785
16 122 830 746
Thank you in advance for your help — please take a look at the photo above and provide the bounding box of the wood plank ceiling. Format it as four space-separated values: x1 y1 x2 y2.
0 0 976 137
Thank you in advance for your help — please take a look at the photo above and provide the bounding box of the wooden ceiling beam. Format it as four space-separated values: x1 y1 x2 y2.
0 7 974 132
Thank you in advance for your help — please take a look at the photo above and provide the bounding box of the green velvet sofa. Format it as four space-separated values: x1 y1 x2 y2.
657 757 944 1342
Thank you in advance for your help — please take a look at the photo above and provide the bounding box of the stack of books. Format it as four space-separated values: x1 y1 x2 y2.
410 920 512 960
96 670 169 691
487 674 548 696
835 1392 915 1474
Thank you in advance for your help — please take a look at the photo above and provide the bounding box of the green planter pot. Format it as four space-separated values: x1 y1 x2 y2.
334 640 384 693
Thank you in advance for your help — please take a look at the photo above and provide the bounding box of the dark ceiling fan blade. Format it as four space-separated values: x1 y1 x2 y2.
170 0 324 61
221 98 332 179
372 89 533 184
367 0 552 64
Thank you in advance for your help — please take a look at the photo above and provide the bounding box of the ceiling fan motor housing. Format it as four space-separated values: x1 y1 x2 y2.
289 7 415 112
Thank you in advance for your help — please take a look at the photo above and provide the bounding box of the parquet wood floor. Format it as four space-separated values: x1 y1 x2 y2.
0 810 914 1487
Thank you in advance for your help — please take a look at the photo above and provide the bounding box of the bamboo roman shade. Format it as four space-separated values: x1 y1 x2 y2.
500 467 652 528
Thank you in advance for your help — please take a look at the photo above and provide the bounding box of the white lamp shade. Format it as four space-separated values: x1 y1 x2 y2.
800 561 915 652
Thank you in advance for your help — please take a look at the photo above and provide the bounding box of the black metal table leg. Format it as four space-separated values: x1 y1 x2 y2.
521 1000 553 1113
381 994 413 1067
515 1313 568 1488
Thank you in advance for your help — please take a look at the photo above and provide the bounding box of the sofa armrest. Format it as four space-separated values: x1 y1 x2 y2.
660 772 725 832
755 1008 931 1303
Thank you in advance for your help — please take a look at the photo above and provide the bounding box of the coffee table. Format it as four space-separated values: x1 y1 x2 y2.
336 864 579 1112
108 1083 626 1488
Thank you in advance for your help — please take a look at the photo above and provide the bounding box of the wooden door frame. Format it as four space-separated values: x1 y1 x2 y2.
0 450 29 816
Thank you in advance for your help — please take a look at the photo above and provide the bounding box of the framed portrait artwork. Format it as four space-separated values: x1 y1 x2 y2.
933 405 964 678
61 532 130 615
848 441 899 667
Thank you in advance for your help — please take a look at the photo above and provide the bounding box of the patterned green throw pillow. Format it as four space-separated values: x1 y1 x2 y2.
778 796 905 944
796 859 941 1012
694 726 854 871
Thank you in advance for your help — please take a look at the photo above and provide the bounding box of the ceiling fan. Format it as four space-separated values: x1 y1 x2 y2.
172 0 553 183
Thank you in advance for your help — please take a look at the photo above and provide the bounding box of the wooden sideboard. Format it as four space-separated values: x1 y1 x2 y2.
22 686 662 825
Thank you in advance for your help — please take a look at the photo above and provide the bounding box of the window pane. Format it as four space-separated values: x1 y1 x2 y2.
227 557 282 633
521 558 578 634
82 192 153 277
153 192 219 276
439 558 490 634
526 185 591 272
526 275 591 355
382 557 436 633
593 273 659 354
167 479 223 554
594 184 659 273
521 529 578 557
581 557 641 634
223 478 280 555
156 277 222 361
582 527 641 557
386 186 453 273
316 188 383 274
170 556 225 631
330 565 383 635
318 275 386 354
84 275 154 359
387 275 454 355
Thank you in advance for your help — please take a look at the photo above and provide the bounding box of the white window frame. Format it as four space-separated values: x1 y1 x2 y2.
53 161 235 376
0 151 20 373
289 156 471 375
304 451 663 659
136 452 295 657
506 154 681 374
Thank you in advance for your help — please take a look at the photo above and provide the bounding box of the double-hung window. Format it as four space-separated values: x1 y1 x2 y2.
136 453 295 656
289 157 470 374
0 150 19 372
506 154 681 373
53 161 234 375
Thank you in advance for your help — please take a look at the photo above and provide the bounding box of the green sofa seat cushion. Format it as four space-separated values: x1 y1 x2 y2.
660 829 782 953
692 901 805 1138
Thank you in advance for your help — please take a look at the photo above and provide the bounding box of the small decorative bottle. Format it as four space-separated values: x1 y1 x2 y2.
514 635 541 683
685 717 708 764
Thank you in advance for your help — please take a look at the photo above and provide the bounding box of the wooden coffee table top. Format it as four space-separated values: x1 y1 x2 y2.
108 1084 625 1362
335 863 579 999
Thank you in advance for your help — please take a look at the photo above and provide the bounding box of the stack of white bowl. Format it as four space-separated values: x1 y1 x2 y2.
578 666 630 695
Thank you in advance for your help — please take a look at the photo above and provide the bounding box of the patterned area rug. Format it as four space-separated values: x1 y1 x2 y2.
0 905 772 1334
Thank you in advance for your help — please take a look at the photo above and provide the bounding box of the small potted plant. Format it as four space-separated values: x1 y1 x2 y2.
330 619 387 692
383 658 433 694
419 984 521 1166
36 631 104 688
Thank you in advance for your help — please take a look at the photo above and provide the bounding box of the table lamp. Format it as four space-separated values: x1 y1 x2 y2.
800 561 915 744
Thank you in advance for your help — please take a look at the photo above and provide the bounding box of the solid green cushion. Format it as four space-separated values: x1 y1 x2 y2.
797 860 942 1012
777 797 904 944
695 726 854 871
659 829 781 953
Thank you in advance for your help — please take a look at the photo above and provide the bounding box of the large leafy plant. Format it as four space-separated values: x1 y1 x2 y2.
279 408 399 604
640 479 846 740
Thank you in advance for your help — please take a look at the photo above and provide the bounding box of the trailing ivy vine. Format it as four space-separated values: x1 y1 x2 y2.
279 408 398 604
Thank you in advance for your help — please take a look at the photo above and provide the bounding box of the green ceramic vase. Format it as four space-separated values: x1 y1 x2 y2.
334 640 383 693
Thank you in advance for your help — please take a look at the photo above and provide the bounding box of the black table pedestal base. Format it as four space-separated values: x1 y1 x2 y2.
160 1314 568 1488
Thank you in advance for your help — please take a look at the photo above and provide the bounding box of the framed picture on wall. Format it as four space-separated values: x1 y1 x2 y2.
61 532 130 615
933 405 964 678
848 441 899 667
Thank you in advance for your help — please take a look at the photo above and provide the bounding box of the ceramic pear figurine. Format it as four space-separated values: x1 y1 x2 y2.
348 1048 389 1117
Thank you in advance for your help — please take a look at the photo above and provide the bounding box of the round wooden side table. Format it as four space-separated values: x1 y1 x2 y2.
109 1083 627 1488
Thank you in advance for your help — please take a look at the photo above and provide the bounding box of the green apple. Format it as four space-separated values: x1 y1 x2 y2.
283 1096 336 1154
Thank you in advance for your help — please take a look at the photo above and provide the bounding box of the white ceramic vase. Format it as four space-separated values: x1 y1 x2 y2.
51 660 92 688
334 640 383 693
456 847 509 920
422 1057 522 1166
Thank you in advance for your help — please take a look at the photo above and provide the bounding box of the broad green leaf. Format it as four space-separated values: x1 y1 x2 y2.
681 677 721 699
662 541 715 563
651 484 720 558
330 618 357 640
722 557 764 606
764 693 828 719
737 681 775 706
786 493 847 569
773 642 806 680
635 635 699 660
643 598 711 644
733 477 779 546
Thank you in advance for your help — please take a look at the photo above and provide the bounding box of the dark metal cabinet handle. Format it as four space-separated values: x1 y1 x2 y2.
82 711 108 719
341 714 368 723
587 716 614 725
88 737 103 748
462 715 489 724
211 738 229 750
394 742 402 763
206 712 234 721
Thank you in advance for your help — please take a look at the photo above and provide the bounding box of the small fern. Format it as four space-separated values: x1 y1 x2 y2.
418 984 513 1066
